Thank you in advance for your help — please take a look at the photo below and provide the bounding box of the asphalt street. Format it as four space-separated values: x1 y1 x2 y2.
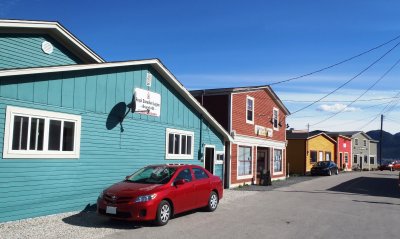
106 171 400 239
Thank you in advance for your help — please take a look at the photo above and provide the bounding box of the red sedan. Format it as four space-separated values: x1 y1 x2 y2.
97 164 223 226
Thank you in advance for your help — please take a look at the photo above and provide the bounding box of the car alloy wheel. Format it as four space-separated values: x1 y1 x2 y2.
155 200 171 226
207 191 218 212
328 170 332 176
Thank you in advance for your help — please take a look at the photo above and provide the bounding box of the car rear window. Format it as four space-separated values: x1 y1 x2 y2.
193 168 209 179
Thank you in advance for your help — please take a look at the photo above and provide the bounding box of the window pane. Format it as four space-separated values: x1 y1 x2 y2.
247 99 253 121
310 151 317 163
239 146 252 176
274 149 282 172
174 134 180 154
181 135 187 154
48 120 61 151
187 136 192 155
29 118 44 151
62 121 75 151
168 133 174 154
12 116 22 150
37 119 44 150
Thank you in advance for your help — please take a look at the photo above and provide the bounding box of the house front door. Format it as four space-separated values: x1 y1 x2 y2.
256 149 269 185
204 146 215 174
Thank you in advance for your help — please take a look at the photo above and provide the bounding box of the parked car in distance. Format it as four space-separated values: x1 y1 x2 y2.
378 160 400 171
311 161 339 176
97 164 223 226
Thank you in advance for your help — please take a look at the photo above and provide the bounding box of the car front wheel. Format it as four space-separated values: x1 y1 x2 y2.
206 191 219 212
155 200 171 226
328 169 332 176
335 169 339 175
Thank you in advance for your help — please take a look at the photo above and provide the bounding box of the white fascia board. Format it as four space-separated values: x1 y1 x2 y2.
0 20 104 63
0 59 233 142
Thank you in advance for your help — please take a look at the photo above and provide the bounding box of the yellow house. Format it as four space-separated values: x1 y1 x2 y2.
286 130 336 175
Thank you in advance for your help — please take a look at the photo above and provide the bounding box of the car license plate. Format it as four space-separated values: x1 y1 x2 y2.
106 206 117 214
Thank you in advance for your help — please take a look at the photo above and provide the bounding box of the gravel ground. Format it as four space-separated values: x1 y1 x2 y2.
0 190 258 239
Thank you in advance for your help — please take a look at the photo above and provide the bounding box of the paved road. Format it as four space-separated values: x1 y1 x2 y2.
106 171 400 239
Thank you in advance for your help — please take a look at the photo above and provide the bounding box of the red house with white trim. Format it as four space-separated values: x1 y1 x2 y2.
324 133 352 171
191 86 290 188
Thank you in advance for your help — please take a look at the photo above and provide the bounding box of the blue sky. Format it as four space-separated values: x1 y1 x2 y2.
1 0 400 133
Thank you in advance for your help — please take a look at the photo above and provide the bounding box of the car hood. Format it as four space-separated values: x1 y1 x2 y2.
105 181 162 196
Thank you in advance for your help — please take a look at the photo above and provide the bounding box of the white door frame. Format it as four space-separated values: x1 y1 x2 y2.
203 144 216 174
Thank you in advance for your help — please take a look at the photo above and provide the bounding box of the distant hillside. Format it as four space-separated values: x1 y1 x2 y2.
367 130 400 161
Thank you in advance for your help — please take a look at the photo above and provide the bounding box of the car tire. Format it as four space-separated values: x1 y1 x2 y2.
206 191 219 212
335 169 339 175
328 169 332 176
155 200 171 226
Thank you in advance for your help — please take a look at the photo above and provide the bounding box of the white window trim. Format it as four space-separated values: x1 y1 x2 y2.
344 152 349 163
363 139 367 147
354 138 359 145
246 96 254 125
273 107 279 131
3 106 81 159
272 148 284 175
237 144 254 180
216 150 224 165
165 128 194 160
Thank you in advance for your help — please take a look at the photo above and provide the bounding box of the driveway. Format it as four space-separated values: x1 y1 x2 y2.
1 171 399 239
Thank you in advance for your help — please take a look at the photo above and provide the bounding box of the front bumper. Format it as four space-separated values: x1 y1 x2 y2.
97 198 158 221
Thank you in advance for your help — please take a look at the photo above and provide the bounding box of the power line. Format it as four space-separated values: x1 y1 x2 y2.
282 96 400 103
268 34 400 86
290 40 400 115
358 91 400 130
289 101 391 119
311 56 400 126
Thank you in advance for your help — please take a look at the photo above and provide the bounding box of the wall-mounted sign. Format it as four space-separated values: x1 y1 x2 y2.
255 125 273 137
146 72 153 87
134 88 161 117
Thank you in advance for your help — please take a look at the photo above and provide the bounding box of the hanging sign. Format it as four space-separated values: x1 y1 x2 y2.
134 88 161 117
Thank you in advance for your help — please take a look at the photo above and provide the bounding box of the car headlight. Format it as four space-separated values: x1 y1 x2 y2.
135 194 157 203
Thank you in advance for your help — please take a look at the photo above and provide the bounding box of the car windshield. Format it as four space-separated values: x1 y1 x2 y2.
126 166 177 184
315 161 330 167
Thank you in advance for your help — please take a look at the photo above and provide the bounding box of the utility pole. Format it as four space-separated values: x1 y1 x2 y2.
379 114 384 166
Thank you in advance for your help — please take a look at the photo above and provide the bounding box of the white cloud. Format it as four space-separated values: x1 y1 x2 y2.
317 103 360 113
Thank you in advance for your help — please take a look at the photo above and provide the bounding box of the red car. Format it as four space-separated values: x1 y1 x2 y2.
379 160 400 171
97 164 223 226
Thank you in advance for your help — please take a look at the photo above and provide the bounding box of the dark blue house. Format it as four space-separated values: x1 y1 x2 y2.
0 19 231 222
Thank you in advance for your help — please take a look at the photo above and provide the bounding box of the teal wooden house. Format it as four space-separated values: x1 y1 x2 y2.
0 19 231 222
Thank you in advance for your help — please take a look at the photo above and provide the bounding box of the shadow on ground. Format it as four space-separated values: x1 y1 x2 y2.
62 204 206 229
328 177 400 199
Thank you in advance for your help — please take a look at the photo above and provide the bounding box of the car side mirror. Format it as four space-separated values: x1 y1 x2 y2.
125 176 130 180
174 179 186 186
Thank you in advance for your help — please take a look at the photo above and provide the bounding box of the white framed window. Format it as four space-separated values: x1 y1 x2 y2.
325 151 331 161
273 108 279 130
344 152 349 163
3 106 81 159
238 145 253 178
273 148 283 173
165 128 194 159
246 96 254 124
216 151 224 165
355 138 359 145
363 139 367 147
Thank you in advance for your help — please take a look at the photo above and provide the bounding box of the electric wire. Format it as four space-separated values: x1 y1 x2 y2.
282 96 400 103
290 40 400 115
311 56 400 126
267 34 400 86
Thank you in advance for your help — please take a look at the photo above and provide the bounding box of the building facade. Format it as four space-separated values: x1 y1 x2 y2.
0 20 231 222
286 131 336 175
324 133 352 171
191 86 290 188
